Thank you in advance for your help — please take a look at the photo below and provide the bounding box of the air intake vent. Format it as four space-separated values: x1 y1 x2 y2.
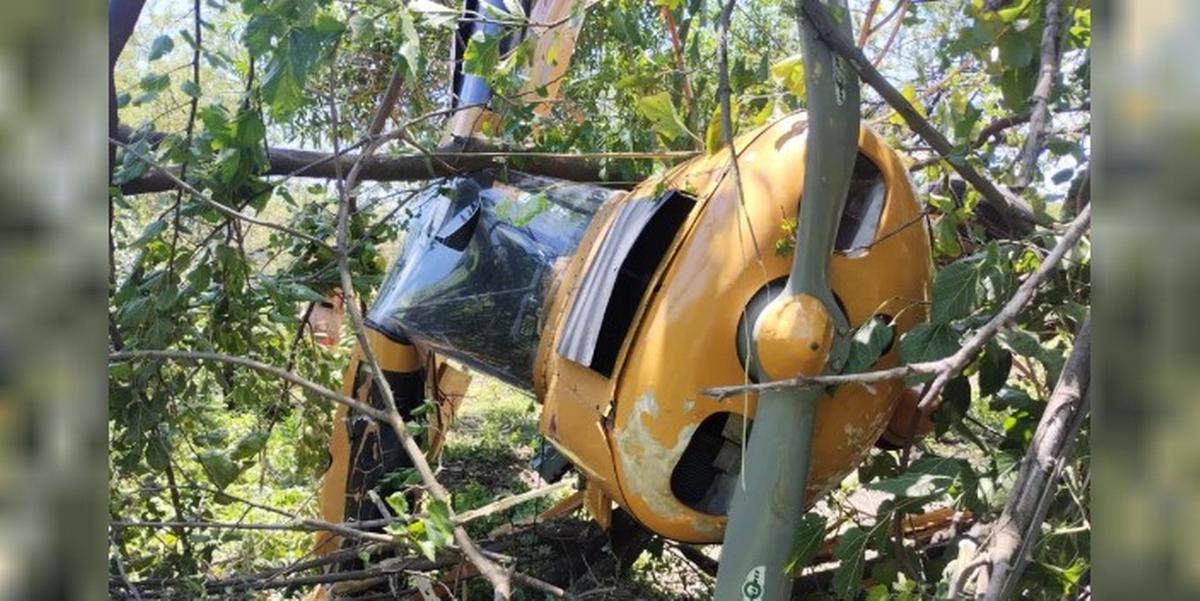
557 189 695 376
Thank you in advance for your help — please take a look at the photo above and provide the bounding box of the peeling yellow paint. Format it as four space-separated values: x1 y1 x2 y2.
614 395 695 508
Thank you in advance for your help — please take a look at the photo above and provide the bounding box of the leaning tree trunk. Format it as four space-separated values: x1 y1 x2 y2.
974 318 1091 599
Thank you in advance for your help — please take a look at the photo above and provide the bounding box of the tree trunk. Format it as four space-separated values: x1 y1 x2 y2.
976 318 1091 599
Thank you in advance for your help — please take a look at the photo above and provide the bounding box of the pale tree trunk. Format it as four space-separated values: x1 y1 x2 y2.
974 318 1091 599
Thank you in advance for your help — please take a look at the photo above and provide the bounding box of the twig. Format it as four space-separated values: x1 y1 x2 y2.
454 481 573 525
659 5 694 109
856 0 882 47
865 0 909 39
510 571 572 599
870 0 908 67
908 103 1090 172
109 350 391 421
164 0 202 286
111 518 395 544
948 556 991 599
109 534 144 601
157 556 458 593
703 204 1090 400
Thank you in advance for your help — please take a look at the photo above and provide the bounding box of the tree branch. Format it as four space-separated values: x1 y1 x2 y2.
908 103 1090 172
110 349 392 422
118 138 694 195
968 318 1091 600
798 0 1040 239
453 481 573 525
1014 0 1065 189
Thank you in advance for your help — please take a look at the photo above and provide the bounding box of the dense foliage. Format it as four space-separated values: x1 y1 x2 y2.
109 0 1091 598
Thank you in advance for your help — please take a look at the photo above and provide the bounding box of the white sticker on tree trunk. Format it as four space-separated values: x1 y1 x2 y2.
742 565 765 600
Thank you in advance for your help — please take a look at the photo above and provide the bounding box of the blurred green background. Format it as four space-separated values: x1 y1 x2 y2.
1091 0 1200 598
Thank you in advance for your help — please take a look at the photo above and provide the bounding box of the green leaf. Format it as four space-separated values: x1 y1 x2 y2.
463 32 502 77
139 73 171 93
148 35 175 61
386 491 410 518
704 100 739 154
978 342 1012 398
932 212 962 259
933 376 971 436
999 66 1037 112
501 0 526 20
286 283 327 302
414 499 455 561
997 327 1041 357
410 0 460 28
180 79 202 98
260 17 344 116
844 316 894 374
769 54 805 97
931 260 980 322
510 192 550 226
395 5 421 77
349 14 376 42
198 450 241 489
426 499 453 535
118 296 152 329
146 439 170 470
230 431 270 461
865 584 890 601
785 513 827 575
866 455 973 499
997 30 1035 68
832 527 869 600
636 91 696 143
132 219 168 248
899 323 958 365
243 14 284 55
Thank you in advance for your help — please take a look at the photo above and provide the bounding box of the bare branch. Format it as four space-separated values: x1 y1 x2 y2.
453 481 573 525
870 0 909 67
1014 0 1065 189
511 571 573 599
119 139 695 195
109 350 391 422
110 518 395 545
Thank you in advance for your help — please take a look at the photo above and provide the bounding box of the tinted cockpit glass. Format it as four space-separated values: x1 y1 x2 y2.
366 171 616 388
